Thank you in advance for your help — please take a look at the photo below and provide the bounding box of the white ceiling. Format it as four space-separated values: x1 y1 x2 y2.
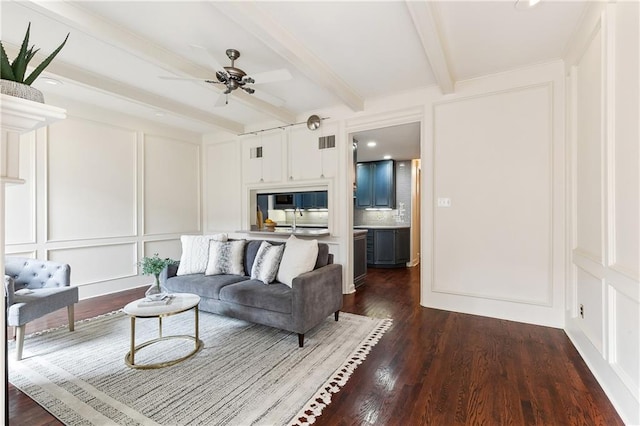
2 0 587 141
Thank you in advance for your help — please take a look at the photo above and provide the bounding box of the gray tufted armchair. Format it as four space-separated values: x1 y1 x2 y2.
4 257 79 360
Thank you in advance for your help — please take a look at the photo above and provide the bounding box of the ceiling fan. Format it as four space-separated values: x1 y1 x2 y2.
161 46 291 107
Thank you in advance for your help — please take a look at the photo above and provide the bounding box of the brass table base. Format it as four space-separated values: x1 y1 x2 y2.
124 298 202 370
124 335 203 370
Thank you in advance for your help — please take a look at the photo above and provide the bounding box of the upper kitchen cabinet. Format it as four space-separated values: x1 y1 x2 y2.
241 131 284 184
287 123 338 181
355 160 395 209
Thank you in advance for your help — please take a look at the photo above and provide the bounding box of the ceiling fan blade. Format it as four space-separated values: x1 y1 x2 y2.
250 68 292 85
189 44 225 73
159 76 208 81
252 89 285 107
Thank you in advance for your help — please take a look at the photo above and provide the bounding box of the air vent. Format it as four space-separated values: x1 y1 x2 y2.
318 135 336 150
250 146 263 159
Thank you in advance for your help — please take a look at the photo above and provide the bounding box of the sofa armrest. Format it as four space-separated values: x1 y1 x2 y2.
291 263 343 333
160 262 180 284
5 275 15 306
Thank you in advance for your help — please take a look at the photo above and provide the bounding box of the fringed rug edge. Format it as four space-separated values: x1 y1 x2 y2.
288 317 393 426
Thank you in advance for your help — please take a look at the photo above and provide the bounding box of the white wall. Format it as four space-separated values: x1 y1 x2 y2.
564 3 639 424
4 95 201 299
422 62 566 328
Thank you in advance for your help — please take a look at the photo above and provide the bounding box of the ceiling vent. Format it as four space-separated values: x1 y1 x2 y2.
318 135 336 150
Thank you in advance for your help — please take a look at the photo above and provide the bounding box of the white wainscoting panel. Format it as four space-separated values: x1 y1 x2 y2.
48 243 137 286
4 251 36 259
575 29 604 264
5 132 35 245
143 239 182 261
565 4 640 422
433 85 552 305
611 285 640 399
204 140 241 232
612 1 639 279
576 266 604 354
143 135 200 235
47 117 137 241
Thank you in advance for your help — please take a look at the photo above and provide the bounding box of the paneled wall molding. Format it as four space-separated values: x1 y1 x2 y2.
430 82 558 318
565 2 639 423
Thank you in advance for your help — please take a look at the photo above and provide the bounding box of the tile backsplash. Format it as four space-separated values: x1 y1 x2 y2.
354 160 412 227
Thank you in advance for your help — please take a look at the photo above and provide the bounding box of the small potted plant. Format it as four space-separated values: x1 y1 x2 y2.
1 22 69 103
138 253 177 300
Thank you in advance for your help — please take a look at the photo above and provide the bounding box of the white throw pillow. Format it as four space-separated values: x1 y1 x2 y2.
177 234 228 276
251 241 286 284
276 235 319 287
205 240 246 276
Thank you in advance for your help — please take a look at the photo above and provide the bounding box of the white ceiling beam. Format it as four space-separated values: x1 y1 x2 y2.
211 1 365 112
4 44 244 134
405 1 455 94
20 0 296 125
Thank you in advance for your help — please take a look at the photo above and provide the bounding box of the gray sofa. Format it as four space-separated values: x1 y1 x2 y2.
161 239 343 347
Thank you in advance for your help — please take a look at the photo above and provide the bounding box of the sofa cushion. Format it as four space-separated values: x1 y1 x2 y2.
251 241 285 284
243 239 285 276
177 234 227 276
315 243 330 269
164 274 248 300
219 279 292 314
276 235 319 287
206 240 246 276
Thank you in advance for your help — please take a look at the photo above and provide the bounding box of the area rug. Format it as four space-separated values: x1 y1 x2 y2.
9 310 391 425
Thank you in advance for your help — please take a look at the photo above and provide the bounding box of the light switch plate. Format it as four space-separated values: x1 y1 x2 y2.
437 198 451 207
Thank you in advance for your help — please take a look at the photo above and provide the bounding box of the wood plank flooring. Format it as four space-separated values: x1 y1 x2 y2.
7 267 623 425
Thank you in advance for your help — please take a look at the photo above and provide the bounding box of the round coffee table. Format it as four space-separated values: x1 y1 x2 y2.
123 293 203 369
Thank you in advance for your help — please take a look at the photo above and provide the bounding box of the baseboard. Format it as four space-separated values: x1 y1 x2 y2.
565 316 639 425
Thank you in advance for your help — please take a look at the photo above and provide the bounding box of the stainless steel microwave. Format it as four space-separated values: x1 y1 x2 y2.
273 193 296 209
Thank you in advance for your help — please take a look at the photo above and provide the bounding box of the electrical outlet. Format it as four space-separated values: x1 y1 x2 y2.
579 304 584 318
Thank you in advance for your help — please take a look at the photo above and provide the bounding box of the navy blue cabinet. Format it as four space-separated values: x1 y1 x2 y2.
294 191 328 209
355 160 395 209
365 227 410 268
355 163 373 208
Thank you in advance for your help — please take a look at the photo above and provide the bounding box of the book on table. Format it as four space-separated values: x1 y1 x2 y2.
137 294 174 307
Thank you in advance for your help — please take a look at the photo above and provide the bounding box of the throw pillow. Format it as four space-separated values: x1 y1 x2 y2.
205 240 246 276
276 235 319 287
251 241 286 284
177 234 228 276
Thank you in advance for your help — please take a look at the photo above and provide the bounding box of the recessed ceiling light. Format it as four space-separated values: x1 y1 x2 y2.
367 141 376 147
39 77 62 85
514 0 541 10
383 155 392 160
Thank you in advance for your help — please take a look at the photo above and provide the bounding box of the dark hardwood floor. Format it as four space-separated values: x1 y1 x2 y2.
7 267 623 425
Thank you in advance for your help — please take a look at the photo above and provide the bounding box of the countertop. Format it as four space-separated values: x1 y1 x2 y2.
354 225 410 229
353 229 368 236
238 226 330 237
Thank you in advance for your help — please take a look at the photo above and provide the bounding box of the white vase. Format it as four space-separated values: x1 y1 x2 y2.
0 79 44 103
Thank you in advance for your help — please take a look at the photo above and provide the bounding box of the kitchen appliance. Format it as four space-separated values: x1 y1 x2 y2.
273 193 296 210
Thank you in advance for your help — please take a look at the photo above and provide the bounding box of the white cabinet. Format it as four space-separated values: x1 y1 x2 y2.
241 131 284 184
287 122 338 181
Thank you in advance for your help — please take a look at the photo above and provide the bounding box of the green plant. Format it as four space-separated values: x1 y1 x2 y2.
138 253 177 287
1 22 69 85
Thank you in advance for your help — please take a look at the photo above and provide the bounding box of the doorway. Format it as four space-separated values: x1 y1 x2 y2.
349 120 422 288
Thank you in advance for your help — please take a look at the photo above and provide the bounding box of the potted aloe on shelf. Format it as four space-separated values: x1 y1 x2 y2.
0 22 69 103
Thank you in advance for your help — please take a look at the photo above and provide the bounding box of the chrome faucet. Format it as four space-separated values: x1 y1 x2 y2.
292 207 303 231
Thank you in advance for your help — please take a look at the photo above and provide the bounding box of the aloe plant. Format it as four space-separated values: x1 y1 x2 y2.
1 22 69 85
